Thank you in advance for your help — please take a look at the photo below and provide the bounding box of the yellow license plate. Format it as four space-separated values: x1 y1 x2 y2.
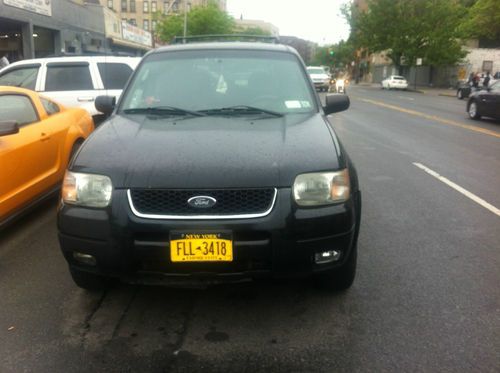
170 232 233 262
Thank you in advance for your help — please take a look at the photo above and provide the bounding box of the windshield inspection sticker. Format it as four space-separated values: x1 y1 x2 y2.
301 101 311 108
285 100 302 109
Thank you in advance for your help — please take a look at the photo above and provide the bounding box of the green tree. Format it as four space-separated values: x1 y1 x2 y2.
348 0 468 68
313 41 355 68
235 26 272 36
460 0 500 40
156 1 235 43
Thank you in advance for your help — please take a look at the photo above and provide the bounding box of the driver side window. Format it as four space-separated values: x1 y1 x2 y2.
0 94 39 126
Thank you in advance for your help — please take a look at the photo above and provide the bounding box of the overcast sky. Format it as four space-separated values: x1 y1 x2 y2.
226 0 351 45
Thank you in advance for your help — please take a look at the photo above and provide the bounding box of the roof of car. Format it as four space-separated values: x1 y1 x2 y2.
1 55 140 70
152 42 296 54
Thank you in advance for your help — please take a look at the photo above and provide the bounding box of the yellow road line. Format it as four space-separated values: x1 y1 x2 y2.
358 97 500 139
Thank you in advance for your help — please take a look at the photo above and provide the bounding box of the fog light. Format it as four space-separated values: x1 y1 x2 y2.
73 252 96 266
314 250 341 264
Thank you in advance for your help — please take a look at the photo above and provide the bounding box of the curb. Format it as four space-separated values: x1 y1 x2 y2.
438 93 456 98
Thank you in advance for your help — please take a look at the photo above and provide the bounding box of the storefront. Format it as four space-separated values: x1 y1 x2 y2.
1 0 106 62
103 8 152 56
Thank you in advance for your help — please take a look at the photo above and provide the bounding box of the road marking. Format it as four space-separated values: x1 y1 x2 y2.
397 95 415 101
359 97 500 139
413 162 500 217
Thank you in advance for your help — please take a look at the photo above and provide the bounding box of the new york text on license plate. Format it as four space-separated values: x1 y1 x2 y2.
170 232 233 262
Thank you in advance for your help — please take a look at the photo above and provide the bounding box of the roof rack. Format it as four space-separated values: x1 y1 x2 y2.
172 34 280 44
45 51 137 57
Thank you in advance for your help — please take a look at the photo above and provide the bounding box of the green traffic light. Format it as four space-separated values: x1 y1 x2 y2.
329 51 334 56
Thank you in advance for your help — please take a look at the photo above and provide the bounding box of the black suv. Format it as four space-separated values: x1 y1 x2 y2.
58 41 361 291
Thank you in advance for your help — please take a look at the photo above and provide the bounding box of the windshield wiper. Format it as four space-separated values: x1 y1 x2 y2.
199 106 284 117
122 106 206 117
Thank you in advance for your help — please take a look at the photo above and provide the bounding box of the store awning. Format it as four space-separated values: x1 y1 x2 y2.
109 37 152 51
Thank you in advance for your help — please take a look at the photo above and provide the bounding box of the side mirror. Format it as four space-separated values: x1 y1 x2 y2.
0 121 19 137
323 94 350 115
95 95 116 116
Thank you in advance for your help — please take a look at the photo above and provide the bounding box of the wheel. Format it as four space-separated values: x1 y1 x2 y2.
468 101 481 120
314 244 357 291
457 89 463 99
70 267 109 291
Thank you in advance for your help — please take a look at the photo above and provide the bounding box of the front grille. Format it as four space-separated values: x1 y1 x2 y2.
129 188 276 218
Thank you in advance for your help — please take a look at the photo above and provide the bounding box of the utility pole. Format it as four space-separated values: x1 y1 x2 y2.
183 0 188 42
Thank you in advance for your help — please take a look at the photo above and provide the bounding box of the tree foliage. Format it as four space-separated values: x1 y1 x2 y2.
347 0 468 67
235 26 272 36
156 1 235 42
313 41 355 68
460 0 500 41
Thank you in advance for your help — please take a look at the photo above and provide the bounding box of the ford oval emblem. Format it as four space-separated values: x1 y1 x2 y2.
187 196 217 209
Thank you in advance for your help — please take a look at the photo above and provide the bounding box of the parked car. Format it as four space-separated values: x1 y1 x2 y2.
0 56 140 118
58 40 361 292
381 75 408 90
456 82 476 99
467 81 500 120
0 86 94 228
307 66 331 91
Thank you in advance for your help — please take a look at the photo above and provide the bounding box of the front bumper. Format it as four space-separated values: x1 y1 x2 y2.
313 81 330 89
58 188 361 285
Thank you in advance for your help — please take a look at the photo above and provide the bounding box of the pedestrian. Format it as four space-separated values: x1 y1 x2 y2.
467 72 474 87
0 54 9 69
472 73 480 88
483 71 491 88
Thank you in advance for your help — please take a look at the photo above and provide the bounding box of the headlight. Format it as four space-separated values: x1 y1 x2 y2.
293 169 350 206
62 171 113 207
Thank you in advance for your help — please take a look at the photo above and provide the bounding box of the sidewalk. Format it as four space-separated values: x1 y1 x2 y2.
354 82 457 97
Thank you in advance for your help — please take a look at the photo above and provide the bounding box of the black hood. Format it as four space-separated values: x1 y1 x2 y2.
73 113 342 188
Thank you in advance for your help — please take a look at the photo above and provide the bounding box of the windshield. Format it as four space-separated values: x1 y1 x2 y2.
307 68 326 75
119 50 316 115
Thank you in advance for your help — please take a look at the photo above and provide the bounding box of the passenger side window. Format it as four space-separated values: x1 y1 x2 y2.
40 97 60 115
0 94 39 126
97 63 133 89
0 66 39 90
45 64 94 91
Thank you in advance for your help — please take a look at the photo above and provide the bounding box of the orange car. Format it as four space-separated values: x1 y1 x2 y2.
0 86 94 228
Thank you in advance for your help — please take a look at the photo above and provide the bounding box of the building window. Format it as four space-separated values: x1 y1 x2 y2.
129 18 136 26
107 0 113 9
151 1 157 12
130 0 136 12
482 61 493 72
152 20 157 30
143 19 149 30
121 0 127 11
143 0 149 12
122 18 127 23
163 1 169 14
172 0 178 12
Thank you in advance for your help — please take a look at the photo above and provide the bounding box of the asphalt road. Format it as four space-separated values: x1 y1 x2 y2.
1 85 499 372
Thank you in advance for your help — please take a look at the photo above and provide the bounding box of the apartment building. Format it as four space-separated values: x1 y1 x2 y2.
104 0 226 33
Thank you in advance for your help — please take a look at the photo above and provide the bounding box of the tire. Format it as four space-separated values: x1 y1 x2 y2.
468 101 481 120
457 89 463 99
314 244 357 291
70 267 109 291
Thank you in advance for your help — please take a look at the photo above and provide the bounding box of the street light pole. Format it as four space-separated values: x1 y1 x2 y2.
183 0 187 42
